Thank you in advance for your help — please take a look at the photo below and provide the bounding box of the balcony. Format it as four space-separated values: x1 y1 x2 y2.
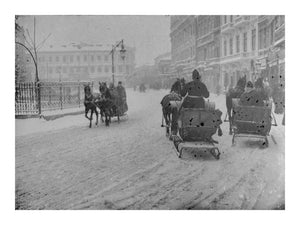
258 15 267 22
221 22 234 34
197 33 214 47
234 16 251 28
274 23 285 46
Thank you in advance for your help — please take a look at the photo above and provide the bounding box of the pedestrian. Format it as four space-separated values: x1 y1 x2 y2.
116 81 128 111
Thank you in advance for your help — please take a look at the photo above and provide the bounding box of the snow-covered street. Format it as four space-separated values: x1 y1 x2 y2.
15 89 285 209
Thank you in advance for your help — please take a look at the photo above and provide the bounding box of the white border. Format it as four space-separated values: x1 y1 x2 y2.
1 0 299 224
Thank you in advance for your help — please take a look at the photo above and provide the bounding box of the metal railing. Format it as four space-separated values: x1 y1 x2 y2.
15 81 93 116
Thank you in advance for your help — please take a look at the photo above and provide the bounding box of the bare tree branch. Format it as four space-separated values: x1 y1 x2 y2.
37 33 52 50
22 33 34 50
25 29 34 47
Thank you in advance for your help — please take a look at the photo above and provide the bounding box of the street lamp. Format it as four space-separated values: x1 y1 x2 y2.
109 40 126 86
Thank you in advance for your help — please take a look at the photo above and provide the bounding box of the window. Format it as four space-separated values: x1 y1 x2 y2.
229 38 233 55
84 55 87 62
56 56 59 62
70 55 73 63
97 66 102 73
223 40 227 56
63 56 66 63
49 67 53 74
126 65 130 74
224 16 227 24
90 66 95 73
215 46 220 58
77 55 80 62
252 29 256 51
56 66 61 73
243 32 247 52
63 67 67 73
70 67 74 73
105 66 109 73
49 56 52 62
230 15 233 23
105 55 109 62
270 21 275 44
236 35 240 53
91 55 94 62
263 27 267 48
204 48 207 60
118 65 123 73
97 55 101 61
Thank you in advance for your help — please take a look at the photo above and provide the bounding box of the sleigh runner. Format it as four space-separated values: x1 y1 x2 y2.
171 101 222 159
231 98 277 147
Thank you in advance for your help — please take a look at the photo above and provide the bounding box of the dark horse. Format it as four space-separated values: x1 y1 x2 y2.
160 79 184 138
98 82 115 126
225 75 247 134
84 84 99 128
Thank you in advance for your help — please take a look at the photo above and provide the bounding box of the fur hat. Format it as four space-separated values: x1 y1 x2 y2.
192 69 200 80
246 81 254 88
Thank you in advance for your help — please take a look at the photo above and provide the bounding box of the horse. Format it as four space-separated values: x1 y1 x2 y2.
225 75 247 134
160 79 184 138
83 84 99 128
98 82 115 126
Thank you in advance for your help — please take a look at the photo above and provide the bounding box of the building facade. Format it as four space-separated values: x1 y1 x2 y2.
170 16 197 80
219 15 259 90
25 44 135 84
169 15 285 93
154 52 172 88
196 15 221 93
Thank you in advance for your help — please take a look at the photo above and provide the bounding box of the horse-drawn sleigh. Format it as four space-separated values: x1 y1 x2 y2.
230 98 277 147
225 76 278 147
84 82 128 128
161 91 222 159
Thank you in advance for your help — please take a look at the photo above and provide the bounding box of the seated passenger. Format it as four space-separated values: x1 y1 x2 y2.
240 81 255 106
180 69 209 109
240 80 268 106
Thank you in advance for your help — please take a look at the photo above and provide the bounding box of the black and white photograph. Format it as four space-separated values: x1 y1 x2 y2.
2 1 300 223
14 14 285 210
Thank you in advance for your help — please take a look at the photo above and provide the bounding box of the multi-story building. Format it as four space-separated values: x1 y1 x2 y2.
195 15 221 92
256 15 285 87
154 52 172 88
25 44 135 84
219 16 259 90
170 16 197 80
169 15 284 93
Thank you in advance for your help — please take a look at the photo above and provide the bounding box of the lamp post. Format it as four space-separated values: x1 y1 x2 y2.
109 40 126 86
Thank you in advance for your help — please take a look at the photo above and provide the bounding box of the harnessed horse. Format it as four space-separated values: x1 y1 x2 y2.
84 85 99 128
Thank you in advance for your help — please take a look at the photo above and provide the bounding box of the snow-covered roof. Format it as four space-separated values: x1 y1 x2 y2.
39 43 134 53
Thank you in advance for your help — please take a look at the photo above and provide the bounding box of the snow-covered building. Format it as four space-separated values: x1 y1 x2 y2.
170 16 197 80
25 43 136 83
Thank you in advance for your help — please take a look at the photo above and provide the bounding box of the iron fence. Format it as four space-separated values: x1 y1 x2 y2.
15 81 93 116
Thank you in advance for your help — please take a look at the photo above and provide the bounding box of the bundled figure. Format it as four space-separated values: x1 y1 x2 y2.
240 79 269 106
180 69 209 109
116 81 128 113
173 69 223 140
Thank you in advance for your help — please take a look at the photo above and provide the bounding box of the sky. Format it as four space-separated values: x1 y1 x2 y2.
18 15 171 66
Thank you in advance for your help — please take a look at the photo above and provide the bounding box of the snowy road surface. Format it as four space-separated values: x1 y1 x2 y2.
15 89 285 209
